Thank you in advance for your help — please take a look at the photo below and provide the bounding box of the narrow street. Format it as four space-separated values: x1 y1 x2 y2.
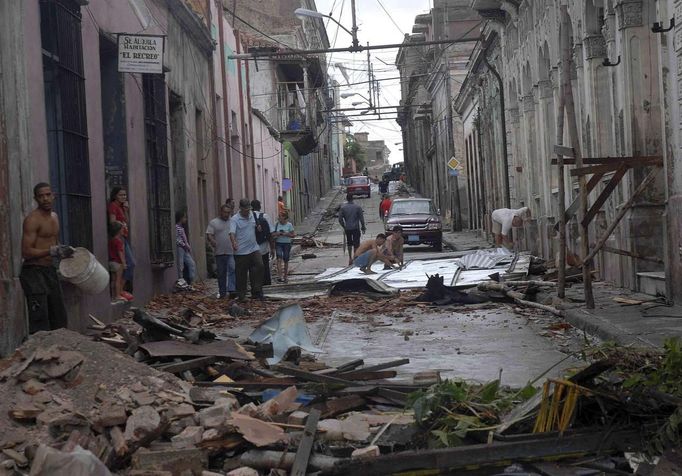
274 184 588 387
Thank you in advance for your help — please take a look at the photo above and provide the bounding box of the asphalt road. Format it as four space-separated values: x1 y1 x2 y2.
284 184 590 387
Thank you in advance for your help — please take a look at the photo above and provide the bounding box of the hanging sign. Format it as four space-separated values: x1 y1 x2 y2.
118 34 165 74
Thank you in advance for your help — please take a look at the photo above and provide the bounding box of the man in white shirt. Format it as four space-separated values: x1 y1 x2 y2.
491 207 530 247
206 203 236 298
229 199 265 301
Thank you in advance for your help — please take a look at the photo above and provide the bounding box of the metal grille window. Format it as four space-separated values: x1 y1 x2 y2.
40 0 92 249
143 74 173 264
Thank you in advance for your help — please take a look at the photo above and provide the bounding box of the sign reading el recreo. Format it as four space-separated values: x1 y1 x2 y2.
117 34 165 74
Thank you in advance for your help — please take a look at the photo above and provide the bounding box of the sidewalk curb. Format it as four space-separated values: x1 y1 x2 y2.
561 307 657 348
291 187 344 257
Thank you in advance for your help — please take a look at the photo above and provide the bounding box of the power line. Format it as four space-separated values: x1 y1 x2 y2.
375 0 405 36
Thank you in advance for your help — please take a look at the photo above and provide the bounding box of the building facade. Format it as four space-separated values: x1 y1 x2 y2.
455 0 678 300
396 0 479 230
353 132 390 180
0 0 332 355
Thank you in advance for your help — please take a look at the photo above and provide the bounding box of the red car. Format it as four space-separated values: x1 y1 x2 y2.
346 176 371 198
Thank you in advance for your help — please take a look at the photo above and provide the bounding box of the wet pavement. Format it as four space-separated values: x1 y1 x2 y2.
280 183 591 387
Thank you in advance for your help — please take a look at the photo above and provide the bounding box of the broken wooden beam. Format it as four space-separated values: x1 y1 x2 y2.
602 246 664 264
553 145 575 157
291 409 321 476
349 359 410 373
325 428 644 475
311 395 366 419
582 167 660 266
156 356 217 374
274 365 354 386
581 164 629 226
552 155 662 166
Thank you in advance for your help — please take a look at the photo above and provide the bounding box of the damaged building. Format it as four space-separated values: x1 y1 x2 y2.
399 0 682 303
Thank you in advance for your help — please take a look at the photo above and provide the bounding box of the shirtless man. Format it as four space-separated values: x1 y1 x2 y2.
352 234 395 274
381 225 405 269
20 183 74 333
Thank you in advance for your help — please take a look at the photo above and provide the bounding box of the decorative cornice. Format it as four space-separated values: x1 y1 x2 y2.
583 35 607 60
616 0 643 30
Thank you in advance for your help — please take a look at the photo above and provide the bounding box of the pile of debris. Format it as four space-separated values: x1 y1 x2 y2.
0 306 431 475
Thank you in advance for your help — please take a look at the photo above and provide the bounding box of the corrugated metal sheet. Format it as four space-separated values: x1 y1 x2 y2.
314 248 531 290
454 248 514 270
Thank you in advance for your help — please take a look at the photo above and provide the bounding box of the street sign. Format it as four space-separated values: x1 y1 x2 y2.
447 157 460 171
448 169 459 177
118 34 165 74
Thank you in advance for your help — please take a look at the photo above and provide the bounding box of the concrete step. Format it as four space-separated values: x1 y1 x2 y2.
637 271 666 297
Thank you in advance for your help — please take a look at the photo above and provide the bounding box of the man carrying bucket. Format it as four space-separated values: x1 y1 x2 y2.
20 183 74 333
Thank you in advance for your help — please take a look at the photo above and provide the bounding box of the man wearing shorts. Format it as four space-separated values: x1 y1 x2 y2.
491 207 530 247
338 193 366 265
352 234 395 274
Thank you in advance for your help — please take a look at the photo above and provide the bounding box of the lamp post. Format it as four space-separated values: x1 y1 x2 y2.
294 4 359 51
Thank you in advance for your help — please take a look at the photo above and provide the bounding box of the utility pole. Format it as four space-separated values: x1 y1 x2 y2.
560 6 594 308
350 0 359 51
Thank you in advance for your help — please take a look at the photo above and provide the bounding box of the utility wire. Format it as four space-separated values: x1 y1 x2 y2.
375 0 405 36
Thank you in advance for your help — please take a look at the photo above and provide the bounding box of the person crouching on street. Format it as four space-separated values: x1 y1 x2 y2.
352 234 395 274
229 199 265 301
273 212 295 283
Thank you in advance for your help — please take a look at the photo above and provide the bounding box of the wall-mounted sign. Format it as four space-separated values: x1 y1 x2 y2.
118 34 165 74
282 178 293 192
447 156 460 170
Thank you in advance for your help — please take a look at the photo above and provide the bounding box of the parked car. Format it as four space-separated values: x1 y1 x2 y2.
346 175 371 198
385 198 442 251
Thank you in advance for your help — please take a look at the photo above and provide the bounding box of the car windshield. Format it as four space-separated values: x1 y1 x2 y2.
349 177 367 185
390 200 434 216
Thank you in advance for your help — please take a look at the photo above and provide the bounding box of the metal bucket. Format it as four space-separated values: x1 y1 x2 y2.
59 247 109 295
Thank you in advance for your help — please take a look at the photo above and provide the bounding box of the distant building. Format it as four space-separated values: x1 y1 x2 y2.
353 132 390 180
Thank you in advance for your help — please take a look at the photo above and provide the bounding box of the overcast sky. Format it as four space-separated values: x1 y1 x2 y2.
315 0 432 165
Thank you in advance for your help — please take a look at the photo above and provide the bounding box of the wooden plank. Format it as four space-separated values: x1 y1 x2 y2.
583 168 660 265
333 359 365 373
194 379 297 389
581 164 629 226
376 387 409 405
602 246 664 264
558 172 604 228
350 358 410 373
553 145 575 157
314 395 366 419
290 409 321 476
338 370 397 381
551 155 662 165
326 428 643 475
570 163 626 177
274 365 354 386
157 356 217 374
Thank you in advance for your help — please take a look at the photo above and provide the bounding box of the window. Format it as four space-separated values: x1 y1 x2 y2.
143 74 173 264
40 0 92 249
390 200 435 216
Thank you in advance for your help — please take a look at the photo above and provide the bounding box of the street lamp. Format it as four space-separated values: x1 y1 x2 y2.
341 92 373 108
294 6 359 50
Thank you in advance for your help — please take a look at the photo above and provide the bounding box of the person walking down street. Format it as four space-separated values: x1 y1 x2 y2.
206 204 236 299
379 194 392 220
378 177 389 195
108 221 131 302
491 207 531 248
20 183 74 333
175 210 196 285
338 193 366 265
108 187 135 293
273 212 295 283
251 199 275 286
230 199 265 301
352 234 395 274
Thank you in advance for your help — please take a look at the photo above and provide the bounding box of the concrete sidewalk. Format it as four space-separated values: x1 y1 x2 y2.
290 186 344 257
560 282 682 349
441 229 492 252
442 230 682 350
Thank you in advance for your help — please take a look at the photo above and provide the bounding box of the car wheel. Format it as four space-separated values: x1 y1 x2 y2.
433 240 443 252
367 192 371 198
